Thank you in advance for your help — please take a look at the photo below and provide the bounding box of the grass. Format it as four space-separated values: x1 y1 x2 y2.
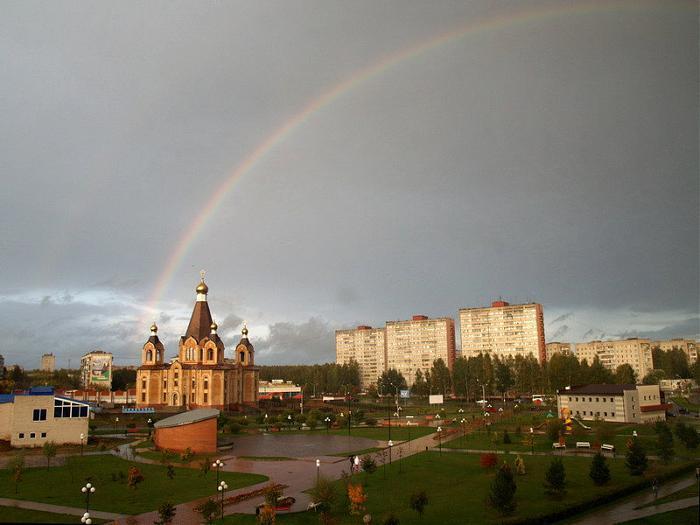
137 450 213 465
222 451 696 524
620 506 698 524
0 505 106 523
0 455 267 515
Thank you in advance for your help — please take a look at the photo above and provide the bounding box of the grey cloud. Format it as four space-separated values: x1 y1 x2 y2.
549 313 572 326
550 325 569 340
219 313 244 334
255 317 335 365
615 317 700 341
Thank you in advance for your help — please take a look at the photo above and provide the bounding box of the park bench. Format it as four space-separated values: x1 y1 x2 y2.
601 443 615 452
576 442 591 449
552 442 566 450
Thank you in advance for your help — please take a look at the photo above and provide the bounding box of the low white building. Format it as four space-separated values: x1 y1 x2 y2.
0 387 90 448
258 379 302 400
557 384 667 424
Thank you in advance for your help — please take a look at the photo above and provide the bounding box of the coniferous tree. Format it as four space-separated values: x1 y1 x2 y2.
544 458 566 497
654 421 674 464
589 452 611 486
489 463 517 514
625 439 648 475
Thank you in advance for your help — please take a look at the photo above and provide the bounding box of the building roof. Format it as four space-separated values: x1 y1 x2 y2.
561 384 637 395
184 300 214 342
154 408 219 429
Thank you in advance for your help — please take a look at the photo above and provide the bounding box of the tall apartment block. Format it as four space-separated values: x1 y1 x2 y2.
652 339 697 364
41 353 56 373
385 315 456 387
545 342 572 360
459 301 546 363
335 326 386 388
575 338 653 380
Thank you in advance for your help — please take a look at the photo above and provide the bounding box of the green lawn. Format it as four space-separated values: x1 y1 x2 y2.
0 505 106 524
222 451 695 524
620 506 698 524
0 455 267 515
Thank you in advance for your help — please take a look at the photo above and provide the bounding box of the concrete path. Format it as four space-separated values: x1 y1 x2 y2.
0 497 125 521
570 475 698 525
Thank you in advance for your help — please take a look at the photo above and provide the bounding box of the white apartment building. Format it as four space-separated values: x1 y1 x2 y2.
545 342 572 360
653 339 697 364
460 301 546 363
575 338 654 380
385 316 456 387
557 384 666 424
335 326 386 388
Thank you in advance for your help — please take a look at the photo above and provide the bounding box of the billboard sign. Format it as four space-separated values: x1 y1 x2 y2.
429 394 444 405
400 389 410 399
89 355 111 383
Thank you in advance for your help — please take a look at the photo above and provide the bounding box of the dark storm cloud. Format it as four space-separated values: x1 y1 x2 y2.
0 1 697 363
616 318 700 341
255 318 335 365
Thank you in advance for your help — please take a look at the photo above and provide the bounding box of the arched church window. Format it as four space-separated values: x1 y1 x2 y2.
204 378 209 390
199 349 203 361
146 350 152 361
240 351 245 363
207 348 213 361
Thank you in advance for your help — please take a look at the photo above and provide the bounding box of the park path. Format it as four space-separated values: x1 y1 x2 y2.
109 430 440 525
570 475 697 524
0 496 125 521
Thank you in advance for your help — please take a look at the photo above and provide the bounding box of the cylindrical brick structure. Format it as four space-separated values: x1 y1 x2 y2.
153 408 219 454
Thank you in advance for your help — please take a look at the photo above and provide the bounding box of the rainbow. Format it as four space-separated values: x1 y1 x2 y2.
145 0 691 320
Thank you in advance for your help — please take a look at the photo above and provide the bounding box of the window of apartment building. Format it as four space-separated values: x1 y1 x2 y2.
595 412 600 417
30 432 35 439
32 408 47 421
575 397 579 402
589 397 592 402
595 397 599 402
18 433 24 439
604 412 608 417
611 413 615 417
41 432 46 438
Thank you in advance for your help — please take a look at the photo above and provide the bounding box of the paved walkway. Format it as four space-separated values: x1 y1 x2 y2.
0 497 125 521
570 475 698 524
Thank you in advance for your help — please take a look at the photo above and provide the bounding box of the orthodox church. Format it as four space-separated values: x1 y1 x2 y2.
136 274 259 409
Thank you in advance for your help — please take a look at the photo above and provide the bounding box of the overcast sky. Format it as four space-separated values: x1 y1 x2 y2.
1 0 697 368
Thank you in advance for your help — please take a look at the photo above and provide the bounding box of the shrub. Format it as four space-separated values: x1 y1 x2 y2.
263 483 283 506
409 491 428 517
166 464 175 480
544 458 566 497
127 466 144 489
383 514 400 525
489 463 516 514
546 419 562 443
310 475 338 515
589 452 610 486
480 453 497 469
155 501 176 525
655 421 674 464
675 421 700 449
361 455 377 475
347 483 367 515
364 417 378 427
502 430 511 444
229 422 242 434
196 498 219 524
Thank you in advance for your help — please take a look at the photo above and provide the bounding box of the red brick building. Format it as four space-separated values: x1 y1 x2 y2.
153 408 219 453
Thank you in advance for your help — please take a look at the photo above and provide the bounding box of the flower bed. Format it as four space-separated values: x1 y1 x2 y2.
223 483 288 506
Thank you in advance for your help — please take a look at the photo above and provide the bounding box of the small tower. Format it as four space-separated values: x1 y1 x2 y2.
235 322 254 366
142 322 165 365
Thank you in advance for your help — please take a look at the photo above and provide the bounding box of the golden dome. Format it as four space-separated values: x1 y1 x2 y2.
241 323 248 337
210 321 218 331
196 280 209 294
150 322 158 333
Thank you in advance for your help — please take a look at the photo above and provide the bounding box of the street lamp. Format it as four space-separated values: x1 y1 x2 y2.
80 433 85 456
324 416 331 434
218 480 228 521
287 414 292 431
81 482 95 522
529 427 534 455
437 426 442 455
316 459 321 484
212 459 224 486
632 430 638 438
264 413 268 432
460 418 466 447
388 440 394 465
114 417 119 432
147 418 153 438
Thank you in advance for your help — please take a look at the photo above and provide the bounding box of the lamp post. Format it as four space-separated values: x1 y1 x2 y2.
530 427 534 455
347 394 352 436
388 440 394 465
460 418 466 447
212 459 224 487
81 482 95 523
264 413 268 432
316 459 321 484
386 386 392 442
695 467 699 524
218 480 228 521
114 417 119 433
80 433 85 456
324 416 331 434
437 426 442 455
287 414 292 431
147 418 153 438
